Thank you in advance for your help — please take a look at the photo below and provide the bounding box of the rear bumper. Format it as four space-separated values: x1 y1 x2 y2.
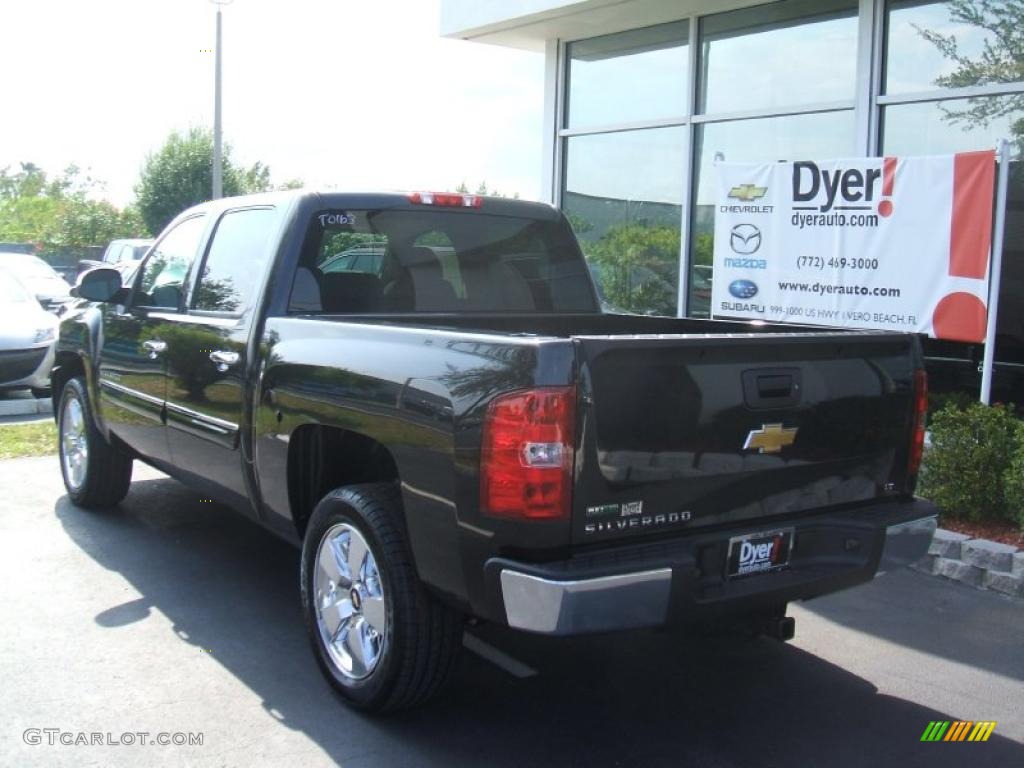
488 498 937 635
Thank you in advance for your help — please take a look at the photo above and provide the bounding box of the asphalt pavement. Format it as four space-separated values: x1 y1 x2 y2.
0 455 1021 767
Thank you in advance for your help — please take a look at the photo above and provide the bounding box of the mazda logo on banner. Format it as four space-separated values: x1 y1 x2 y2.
729 224 762 254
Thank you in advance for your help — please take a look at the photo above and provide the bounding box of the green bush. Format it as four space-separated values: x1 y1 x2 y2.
1004 435 1024 529
926 390 974 425
918 402 1021 524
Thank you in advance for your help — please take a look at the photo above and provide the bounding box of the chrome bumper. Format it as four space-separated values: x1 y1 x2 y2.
499 568 672 635
876 515 937 576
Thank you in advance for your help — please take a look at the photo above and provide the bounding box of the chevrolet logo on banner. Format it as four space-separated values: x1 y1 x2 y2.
743 424 798 454
728 184 768 201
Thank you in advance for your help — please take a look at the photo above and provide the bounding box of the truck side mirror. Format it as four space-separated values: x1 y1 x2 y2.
75 267 125 303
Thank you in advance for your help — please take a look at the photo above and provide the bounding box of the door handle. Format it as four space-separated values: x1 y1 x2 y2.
209 350 240 372
142 339 167 359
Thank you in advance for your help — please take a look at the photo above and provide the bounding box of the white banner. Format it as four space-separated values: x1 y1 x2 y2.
711 152 996 342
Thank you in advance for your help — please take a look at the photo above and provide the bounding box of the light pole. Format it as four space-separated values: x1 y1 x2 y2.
210 0 233 200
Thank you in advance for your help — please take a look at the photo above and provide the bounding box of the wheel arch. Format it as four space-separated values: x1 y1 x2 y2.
287 423 400 541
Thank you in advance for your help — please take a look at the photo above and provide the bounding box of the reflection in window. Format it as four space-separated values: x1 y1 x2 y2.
689 111 855 316
885 1 1024 95
883 97 1023 364
567 21 689 129
138 215 207 309
698 0 858 114
194 208 276 314
563 127 685 316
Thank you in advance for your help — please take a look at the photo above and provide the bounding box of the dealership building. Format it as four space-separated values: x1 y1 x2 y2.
441 0 1022 397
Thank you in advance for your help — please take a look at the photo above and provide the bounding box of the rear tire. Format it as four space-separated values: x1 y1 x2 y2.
300 483 462 713
58 376 133 509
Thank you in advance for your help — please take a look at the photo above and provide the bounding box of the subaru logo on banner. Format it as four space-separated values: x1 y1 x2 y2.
728 279 759 299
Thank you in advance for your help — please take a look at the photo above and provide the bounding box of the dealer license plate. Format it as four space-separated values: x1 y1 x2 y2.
726 528 794 578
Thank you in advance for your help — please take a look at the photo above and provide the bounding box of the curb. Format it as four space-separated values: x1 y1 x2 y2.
0 398 53 418
913 529 1024 598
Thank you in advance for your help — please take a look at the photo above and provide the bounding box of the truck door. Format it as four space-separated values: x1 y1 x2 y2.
97 215 208 464
164 206 279 511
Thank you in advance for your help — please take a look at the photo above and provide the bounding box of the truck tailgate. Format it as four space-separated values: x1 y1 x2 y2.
572 331 918 545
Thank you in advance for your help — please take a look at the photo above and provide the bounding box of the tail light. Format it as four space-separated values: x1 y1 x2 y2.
907 369 928 480
408 191 482 208
481 387 575 520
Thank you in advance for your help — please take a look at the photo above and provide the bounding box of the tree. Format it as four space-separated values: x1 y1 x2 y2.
136 128 243 234
0 162 144 247
135 127 297 235
915 0 1024 147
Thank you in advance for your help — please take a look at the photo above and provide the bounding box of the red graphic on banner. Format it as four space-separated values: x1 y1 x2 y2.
878 156 897 217
929 150 996 343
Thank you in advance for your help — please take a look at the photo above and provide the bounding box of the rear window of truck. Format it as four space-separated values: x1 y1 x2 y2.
288 209 598 314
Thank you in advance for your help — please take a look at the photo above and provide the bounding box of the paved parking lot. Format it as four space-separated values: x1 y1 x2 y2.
1 455 1021 767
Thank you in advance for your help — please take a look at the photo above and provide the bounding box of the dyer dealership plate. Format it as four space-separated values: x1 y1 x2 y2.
726 528 794 578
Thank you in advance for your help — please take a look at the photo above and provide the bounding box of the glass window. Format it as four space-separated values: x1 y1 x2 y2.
885 1 1024 95
563 127 686 316
883 96 1023 365
882 95 1023 156
136 215 207 309
291 209 597 314
567 21 689 129
689 111 855 316
193 208 277 314
698 0 859 114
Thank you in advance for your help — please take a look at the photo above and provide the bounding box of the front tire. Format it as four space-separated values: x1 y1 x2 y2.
300 483 462 713
58 376 133 509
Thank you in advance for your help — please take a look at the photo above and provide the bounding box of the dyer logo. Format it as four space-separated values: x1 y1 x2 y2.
792 159 896 216
729 223 762 254
728 279 758 299
728 529 792 577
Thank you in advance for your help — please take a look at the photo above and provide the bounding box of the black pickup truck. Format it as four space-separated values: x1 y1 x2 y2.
53 190 937 712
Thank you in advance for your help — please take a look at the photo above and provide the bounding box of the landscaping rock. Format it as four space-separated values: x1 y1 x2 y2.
961 539 1018 573
1013 552 1024 579
933 557 984 588
911 555 938 576
983 571 1024 598
927 529 970 559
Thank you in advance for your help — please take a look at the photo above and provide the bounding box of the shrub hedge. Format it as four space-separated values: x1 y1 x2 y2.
918 402 1023 528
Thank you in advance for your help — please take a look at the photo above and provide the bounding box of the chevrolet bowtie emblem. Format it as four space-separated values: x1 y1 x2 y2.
744 424 798 454
728 184 768 202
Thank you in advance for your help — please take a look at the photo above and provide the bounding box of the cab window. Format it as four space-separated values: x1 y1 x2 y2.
135 216 207 309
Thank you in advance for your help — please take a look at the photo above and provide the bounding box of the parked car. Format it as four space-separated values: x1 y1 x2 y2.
0 251 73 315
0 270 58 397
53 190 937 713
77 238 154 278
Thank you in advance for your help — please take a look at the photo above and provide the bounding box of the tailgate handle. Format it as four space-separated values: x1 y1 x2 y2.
742 368 802 409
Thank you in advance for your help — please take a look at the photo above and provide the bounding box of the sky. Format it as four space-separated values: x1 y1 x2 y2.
0 0 545 206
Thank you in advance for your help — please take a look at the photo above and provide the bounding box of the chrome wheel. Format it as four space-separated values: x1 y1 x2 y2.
61 394 88 492
314 523 387 681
